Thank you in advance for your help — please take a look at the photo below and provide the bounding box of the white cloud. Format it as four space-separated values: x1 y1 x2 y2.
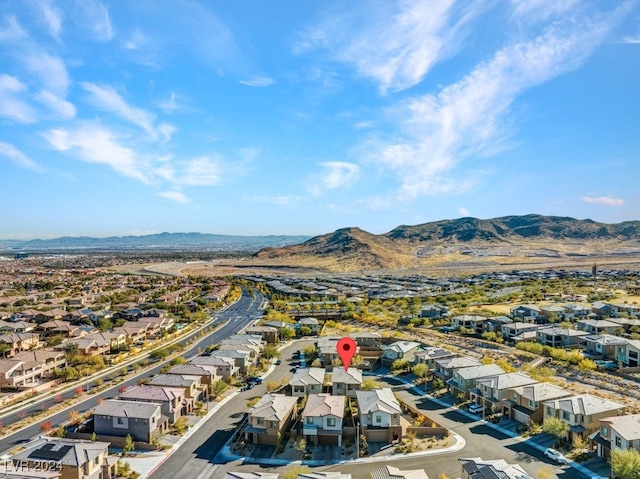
158 191 191 204
0 15 26 42
81 83 157 136
35 90 76 119
38 0 63 40
510 0 580 22
43 125 150 183
458 207 470 216
0 74 36 123
179 157 221 186
157 92 183 113
158 123 177 143
239 76 275 87
581 196 625 206
122 28 147 50
309 161 360 196
23 52 70 96
369 7 628 201
0 141 45 172
75 0 114 41
296 1 484 94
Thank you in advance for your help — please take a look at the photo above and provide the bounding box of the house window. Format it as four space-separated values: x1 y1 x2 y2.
327 418 336 427
528 400 535 408
601 427 608 437
306 417 314 425
270 421 278 429
375 415 382 424
562 411 570 421
616 436 622 447
117 417 124 425
547 407 554 416
257 418 264 426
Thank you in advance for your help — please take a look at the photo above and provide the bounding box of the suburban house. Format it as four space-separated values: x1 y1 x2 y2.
608 317 640 333
10 437 115 479
381 341 421 363
113 324 147 345
451 315 487 334
57 336 110 357
576 319 621 335
420 304 448 320
14 349 66 375
0 332 40 357
119 385 189 423
148 374 204 401
543 393 626 440
510 305 542 322
209 349 253 374
448 364 506 400
302 393 345 446
38 320 80 338
355 388 404 443
592 413 640 460
535 326 588 348
581 334 627 360
166 364 219 385
562 304 592 320
482 316 513 334
349 332 382 349
331 367 362 397
245 326 278 344
368 465 428 479
501 323 543 341
592 302 619 318
458 457 529 479
433 357 481 382
0 359 43 387
413 347 455 369
299 317 321 334
189 356 238 380
0 320 35 333
245 393 298 445
474 372 538 412
316 336 341 367
616 338 640 367
93 399 166 443
503 382 572 425
290 367 326 397
539 305 566 321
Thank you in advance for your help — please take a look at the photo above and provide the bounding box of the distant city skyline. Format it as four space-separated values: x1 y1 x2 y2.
1 1 639 240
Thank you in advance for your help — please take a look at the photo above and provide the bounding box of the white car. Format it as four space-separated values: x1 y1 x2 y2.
544 448 568 465
468 403 484 414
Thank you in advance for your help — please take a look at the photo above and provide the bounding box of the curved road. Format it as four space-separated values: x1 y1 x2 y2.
0 288 264 455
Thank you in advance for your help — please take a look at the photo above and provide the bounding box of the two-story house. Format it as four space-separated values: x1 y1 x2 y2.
592 413 640 460
413 347 455 370
0 332 40 357
245 326 278 344
245 393 298 446
535 326 588 348
189 356 238 380
302 393 345 446
501 323 544 342
448 364 506 400
576 319 621 335
10 438 115 479
615 338 640 367
581 334 627 360
290 367 326 397
543 393 625 441
148 374 204 401
0 359 43 387
331 367 362 397
451 315 487 334
510 305 542 322
474 372 538 413
355 388 404 443
94 399 166 443
381 341 421 364
433 357 481 382
299 317 321 335
504 382 572 425
13 349 66 375
166 363 219 386
119 385 189 423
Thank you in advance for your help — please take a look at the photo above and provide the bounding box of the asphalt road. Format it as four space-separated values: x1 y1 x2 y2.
148 340 314 479
0 288 264 455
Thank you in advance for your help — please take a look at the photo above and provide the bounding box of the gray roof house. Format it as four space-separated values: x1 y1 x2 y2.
504 382 572 425
301 394 346 446
245 393 298 446
448 364 506 399
543 393 625 439
413 347 455 369
290 367 326 397
189 355 239 379
536 326 589 348
381 341 421 363
119 385 189 423
94 399 166 443
148 374 203 400
369 465 428 479
433 357 481 381
474 372 538 412
331 367 362 397
459 457 528 479
355 388 404 443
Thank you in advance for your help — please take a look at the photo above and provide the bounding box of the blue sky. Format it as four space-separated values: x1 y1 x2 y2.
1 0 639 239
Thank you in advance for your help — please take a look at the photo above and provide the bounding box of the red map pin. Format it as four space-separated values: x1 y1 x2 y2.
337 337 357 372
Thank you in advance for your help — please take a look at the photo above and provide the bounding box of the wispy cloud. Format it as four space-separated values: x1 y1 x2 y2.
75 0 114 41
510 0 580 22
0 74 36 123
309 161 360 196
368 6 629 201
122 28 147 50
458 206 470 216
157 92 184 113
35 90 76 119
37 0 63 41
0 15 26 42
158 191 191 204
43 125 150 183
81 83 163 137
239 76 275 87
582 196 625 206
0 141 45 172
179 157 221 186
296 1 485 94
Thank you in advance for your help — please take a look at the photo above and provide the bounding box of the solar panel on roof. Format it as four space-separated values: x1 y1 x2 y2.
28 444 72 461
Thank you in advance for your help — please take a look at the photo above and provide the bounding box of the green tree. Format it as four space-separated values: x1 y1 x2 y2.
543 417 569 446
282 466 311 479
0 343 11 358
412 363 430 391
611 448 640 479
261 344 279 359
210 380 228 400
362 377 381 390
391 358 409 372
122 434 135 457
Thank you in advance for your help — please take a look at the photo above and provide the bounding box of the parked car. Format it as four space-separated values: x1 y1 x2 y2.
247 377 263 385
468 403 484 414
544 448 568 465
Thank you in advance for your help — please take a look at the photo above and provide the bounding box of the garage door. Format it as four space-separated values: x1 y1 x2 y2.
319 435 339 446
367 429 388 443
513 409 530 426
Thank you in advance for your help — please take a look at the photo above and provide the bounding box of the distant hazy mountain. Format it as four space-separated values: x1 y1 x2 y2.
1 232 311 251
253 215 640 271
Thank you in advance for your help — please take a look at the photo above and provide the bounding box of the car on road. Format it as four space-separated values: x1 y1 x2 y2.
544 448 568 465
247 377 263 385
468 403 484 414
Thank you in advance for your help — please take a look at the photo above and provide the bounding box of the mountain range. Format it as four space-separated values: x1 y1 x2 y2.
253 215 640 271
